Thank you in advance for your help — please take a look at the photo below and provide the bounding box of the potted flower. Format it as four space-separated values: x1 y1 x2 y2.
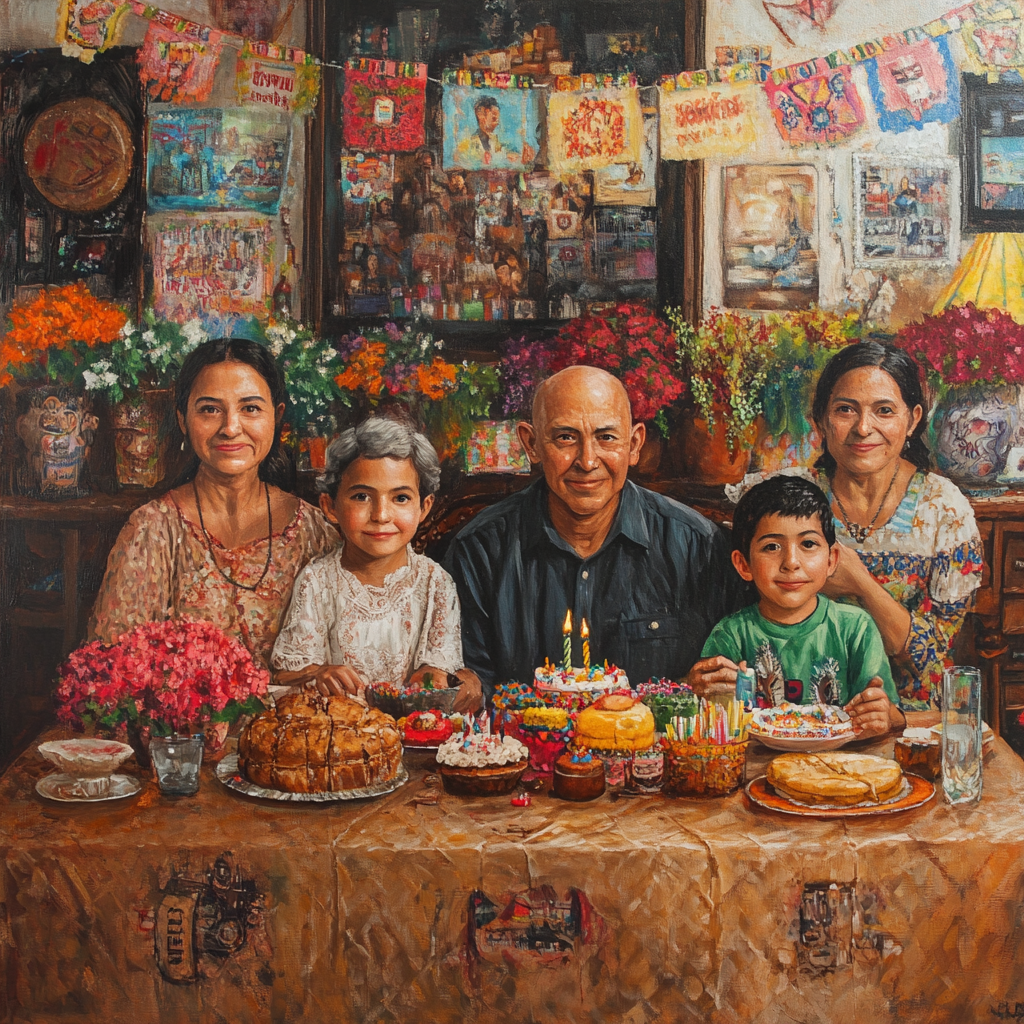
894 303 1024 491
757 307 863 474
2 282 128 497
332 322 499 461
666 306 774 485
55 618 270 765
81 309 209 488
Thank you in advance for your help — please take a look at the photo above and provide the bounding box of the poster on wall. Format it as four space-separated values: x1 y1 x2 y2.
961 0 1024 72
147 109 290 214
151 218 274 320
763 62 866 146
865 36 960 133
853 156 957 268
594 92 658 205
137 22 223 104
343 65 427 152
659 81 760 162
442 87 540 171
723 163 818 311
546 87 643 173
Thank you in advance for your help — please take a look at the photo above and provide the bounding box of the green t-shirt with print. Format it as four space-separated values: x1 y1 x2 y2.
700 595 898 706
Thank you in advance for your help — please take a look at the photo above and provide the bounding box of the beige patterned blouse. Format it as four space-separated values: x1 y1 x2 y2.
88 496 339 668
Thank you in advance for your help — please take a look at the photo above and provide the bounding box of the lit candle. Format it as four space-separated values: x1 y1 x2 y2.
580 617 590 673
562 609 573 671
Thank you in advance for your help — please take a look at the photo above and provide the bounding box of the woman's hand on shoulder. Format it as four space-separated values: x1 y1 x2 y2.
844 680 904 738
822 542 875 600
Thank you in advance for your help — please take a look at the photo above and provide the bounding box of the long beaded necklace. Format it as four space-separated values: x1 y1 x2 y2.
192 477 273 592
831 463 900 544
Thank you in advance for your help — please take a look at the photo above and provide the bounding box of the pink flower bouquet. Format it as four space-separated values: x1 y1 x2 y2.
56 619 269 737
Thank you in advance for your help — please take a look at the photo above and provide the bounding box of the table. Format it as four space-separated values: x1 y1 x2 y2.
2 715 1024 1024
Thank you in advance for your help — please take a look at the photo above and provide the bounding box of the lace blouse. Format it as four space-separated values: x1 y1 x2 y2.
88 496 339 668
271 545 464 684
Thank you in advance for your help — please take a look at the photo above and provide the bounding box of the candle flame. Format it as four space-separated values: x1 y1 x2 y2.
562 609 572 634
580 617 589 638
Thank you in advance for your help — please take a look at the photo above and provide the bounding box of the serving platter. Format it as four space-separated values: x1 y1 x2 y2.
36 773 142 803
748 730 855 753
216 754 409 802
745 772 935 817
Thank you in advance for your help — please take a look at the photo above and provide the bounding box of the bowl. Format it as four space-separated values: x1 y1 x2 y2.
748 731 854 753
438 759 528 796
367 685 461 720
38 738 135 778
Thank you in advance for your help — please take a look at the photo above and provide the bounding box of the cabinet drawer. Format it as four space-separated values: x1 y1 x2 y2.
1003 536 1024 592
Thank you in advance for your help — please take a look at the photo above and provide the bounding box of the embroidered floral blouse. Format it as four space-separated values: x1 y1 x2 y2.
271 545 464 685
89 496 339 668
818 471 983 709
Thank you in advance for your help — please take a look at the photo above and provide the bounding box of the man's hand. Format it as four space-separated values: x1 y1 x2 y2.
686 655 740 699
450 668 484 713
408 666 450 689
313 664 367 703
845 680 903 738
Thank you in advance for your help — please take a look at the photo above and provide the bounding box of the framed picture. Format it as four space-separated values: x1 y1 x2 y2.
722 163 819 311
853 155 958 268
962 74 1024 231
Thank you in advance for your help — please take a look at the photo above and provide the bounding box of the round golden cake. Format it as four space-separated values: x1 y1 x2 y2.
575 693 655 752
238 691 402 793
766 751 904 806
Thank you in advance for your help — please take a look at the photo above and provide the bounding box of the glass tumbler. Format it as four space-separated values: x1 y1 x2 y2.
941 666 983 805
150 735 204 796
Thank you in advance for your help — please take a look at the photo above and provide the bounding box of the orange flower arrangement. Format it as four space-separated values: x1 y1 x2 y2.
1 282 128 387
415 357 458 400
333 340 387 396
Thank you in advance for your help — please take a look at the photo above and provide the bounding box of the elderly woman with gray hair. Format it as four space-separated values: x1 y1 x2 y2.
271 418 482 712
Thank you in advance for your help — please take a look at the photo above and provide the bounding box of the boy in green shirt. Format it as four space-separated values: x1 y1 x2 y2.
701 475 905 738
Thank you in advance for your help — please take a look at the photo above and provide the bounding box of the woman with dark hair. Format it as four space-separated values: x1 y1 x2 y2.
89 339 338 667
811 340 983 709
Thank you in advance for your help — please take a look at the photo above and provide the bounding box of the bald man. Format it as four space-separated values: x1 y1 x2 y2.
444 366 750 698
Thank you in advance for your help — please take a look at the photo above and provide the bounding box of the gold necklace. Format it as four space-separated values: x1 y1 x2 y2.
832 463 900 544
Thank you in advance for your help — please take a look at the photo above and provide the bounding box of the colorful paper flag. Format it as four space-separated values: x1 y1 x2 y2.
659 81 760 161
546 87 643 172
866 36 960 132
237 47 321 117
961 0 1024 70
57 0 129 63
138 21 223 104
343 64 427 152
764 61 867 146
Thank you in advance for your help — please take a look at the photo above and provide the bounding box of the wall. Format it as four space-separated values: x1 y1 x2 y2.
703 0 970 328
0 0 308 321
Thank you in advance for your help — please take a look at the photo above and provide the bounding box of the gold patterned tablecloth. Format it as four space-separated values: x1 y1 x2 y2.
2 713 1024 1024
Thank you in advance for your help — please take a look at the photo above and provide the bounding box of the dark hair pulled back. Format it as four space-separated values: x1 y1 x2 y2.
172 337 295 491
812 340 930 476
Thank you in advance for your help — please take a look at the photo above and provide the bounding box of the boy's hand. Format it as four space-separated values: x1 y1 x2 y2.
686 655 740 699
845 681 904 738
314 664 367 704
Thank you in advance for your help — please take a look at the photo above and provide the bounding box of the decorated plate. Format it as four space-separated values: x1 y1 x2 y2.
745 772 935 818
748 703 855 752
216 753 408 802
36 772 142 803
748 732 855 753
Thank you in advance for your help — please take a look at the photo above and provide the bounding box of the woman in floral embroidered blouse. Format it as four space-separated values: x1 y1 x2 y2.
812 342 983 709
89 339 338 668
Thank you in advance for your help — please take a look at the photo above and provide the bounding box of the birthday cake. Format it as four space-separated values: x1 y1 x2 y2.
400 710 454 747
436 732 529 795
533 661 629 696
575 693 655 753
749 702 855 740
552 749 605 801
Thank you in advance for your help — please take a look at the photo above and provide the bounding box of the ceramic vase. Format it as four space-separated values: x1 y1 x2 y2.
931 385 1018 494
112 389 171 489
676 406 755 486
15 386 97 500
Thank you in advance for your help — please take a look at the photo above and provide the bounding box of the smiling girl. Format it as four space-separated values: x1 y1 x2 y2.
271 418 481 712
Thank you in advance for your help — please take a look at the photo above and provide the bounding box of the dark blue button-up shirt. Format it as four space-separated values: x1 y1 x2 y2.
444 478 751 697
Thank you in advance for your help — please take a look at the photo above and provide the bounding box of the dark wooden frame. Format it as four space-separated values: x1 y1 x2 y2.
961 73 1024 232
302 0 705 346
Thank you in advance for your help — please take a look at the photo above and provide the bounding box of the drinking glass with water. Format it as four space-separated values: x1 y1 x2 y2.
941 666 982 805
150 735 204 796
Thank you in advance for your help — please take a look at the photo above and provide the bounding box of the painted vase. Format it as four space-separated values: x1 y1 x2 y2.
676 406 756 486
15 387 98 500
112 389 171 489
931 385 1018 493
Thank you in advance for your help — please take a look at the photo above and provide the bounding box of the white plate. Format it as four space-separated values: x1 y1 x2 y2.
216 753 408 802
748 729 855 753
36 773 142 802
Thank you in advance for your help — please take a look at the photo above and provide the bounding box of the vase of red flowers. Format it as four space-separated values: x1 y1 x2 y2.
895 303 1024 493
56 619 270 766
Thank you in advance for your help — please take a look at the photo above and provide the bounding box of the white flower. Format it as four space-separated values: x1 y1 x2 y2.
181 319 208 350
119 320 136 339
91 359 112 373
142 330 157 347
82 370 103 391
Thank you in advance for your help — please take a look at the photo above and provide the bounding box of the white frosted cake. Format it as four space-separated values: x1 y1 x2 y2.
533 660 629 696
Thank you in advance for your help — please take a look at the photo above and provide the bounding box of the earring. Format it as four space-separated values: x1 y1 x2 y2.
181 438 187 451
903 438 911 453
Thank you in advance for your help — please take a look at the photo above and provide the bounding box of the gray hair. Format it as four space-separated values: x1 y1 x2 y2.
316 418 442 498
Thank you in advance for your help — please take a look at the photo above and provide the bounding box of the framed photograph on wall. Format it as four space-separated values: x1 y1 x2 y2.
962 74 1024 231
853 155 958 268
